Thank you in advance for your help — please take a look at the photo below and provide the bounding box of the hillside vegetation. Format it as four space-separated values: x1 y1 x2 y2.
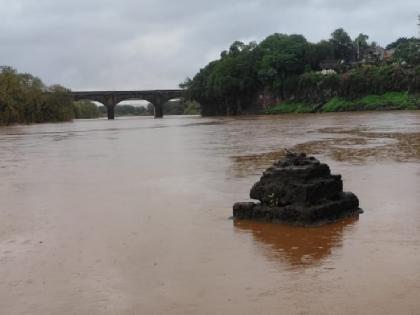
182 29 420 115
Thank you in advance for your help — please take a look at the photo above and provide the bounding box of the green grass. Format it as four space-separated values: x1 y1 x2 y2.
322 92 419 112
266 92 420 115
265 101 313 114
322 97 357 112
359 92 418 110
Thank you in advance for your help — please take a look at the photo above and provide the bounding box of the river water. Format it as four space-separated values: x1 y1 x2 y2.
0 111 419 314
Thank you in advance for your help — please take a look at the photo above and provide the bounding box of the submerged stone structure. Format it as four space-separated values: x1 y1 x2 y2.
233 152 362 225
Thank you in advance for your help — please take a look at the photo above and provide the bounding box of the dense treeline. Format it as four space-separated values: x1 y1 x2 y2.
0 65 200 125
182 29 420 115
0 66 75 125
163 100 200 115
74 100 101 119
98 104 153 117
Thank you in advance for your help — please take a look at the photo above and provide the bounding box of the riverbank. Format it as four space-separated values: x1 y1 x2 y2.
265 91 420 114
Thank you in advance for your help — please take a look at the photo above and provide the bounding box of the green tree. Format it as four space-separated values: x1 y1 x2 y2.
305 40 335 69
114 105 150 116
40 85 74 122
386 37 411 49
0 67 22 124
257 34 309 98
354 33 369 60
73 100 100 119
0 66 76 124
183 101 200 115
330 28 355 62
390 37 420 65
182 29 420 116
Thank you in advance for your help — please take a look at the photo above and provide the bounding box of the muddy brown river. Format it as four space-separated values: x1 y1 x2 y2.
1 111 419 314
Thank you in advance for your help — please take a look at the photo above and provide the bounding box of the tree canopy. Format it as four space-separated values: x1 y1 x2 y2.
182 28 420 116
0 66 74 124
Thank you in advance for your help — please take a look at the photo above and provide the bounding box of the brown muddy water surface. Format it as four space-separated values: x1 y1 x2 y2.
1 111 419 314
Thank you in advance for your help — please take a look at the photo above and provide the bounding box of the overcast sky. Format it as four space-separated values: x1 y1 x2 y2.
0 0 418 91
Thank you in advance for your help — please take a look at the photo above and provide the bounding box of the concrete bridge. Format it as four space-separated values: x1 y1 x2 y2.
71 90 184 119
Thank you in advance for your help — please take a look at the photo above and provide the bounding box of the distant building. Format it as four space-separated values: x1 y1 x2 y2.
384 48 395 61
320 69 337 75
362 46 385 63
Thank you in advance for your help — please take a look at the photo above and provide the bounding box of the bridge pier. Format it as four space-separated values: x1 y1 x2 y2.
153 95 164 119
154 103 163 118
105 95 116 120
107 105 115 120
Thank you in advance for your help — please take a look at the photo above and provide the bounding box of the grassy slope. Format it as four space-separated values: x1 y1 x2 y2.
266 92 420 114
265 102 313 114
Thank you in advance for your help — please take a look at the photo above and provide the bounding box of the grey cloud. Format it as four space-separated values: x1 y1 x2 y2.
0 0 418 90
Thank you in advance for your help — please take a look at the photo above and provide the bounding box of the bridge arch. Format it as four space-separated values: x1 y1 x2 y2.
115 98 154 117
73 96 106 106
71 90 184 120
74 98 105 106
163 97 188 115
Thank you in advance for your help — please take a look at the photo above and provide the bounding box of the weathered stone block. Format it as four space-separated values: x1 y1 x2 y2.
233 152 362 225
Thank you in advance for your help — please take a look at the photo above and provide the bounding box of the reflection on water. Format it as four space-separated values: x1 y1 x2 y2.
234 218 358 268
